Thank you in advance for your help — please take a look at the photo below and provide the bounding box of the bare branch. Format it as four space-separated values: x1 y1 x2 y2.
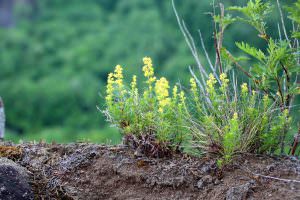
243 166 300 184
276 0 291 48
198 30 221 84
277 23 282 41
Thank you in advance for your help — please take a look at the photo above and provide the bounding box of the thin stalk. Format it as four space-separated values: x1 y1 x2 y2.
276 0 291 48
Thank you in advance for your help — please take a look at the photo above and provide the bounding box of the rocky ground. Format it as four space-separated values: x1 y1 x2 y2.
0 142 300 200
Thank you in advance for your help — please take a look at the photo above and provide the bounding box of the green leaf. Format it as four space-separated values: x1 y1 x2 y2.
228 0 272 34
236 42 266 62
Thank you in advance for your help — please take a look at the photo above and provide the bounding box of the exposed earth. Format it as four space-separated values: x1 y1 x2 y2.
0 142 300 200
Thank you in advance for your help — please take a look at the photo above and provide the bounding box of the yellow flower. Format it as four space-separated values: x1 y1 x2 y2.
155 77 169 98
131 75 137 90
114 65 123 79
113 65 124 88
143 57 152 67
130 75 138 99
220 73 229 88
206 74 217 89
148 76 157 84
206 73 217 96
172 85 178 100
142 57 154 78
178 91 187 111
241 83 248 94
142 57 156 95
190 78 197 89
161 98 171 107
105 73 114 104
233 112 238 120
179 91 186 103
111 64 126 97
190 77 200 100
155 77 171 112
158 107 164 113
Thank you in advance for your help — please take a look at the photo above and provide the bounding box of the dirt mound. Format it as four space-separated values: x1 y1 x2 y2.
1 142 300 199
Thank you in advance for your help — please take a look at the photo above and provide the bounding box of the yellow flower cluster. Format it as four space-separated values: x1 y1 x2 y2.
190 78 200 111
114 65 123 87
190 78 197 91
105 65 125 105
130 75 138 99
142 57 156 93
142 57 153 76
220 73 229 89
155 77 171 113
206 73 217 95
106 73 114 104
179 91 186 103
131 75 137 90
143 57 155 78
172 85 178 102
241 83 248 94
207 74 217 88
233 112 238 120
178 90 187 112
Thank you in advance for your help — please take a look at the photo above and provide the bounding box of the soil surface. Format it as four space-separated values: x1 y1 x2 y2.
0 142 300 200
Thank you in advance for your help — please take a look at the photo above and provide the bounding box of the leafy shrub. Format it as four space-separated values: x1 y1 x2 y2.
103 57 189 157
189 74 291 165
172 0 299 162
224 0 299 154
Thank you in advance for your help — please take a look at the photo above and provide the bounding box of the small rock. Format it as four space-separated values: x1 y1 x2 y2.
290 156 298 162
202 175 213 183
0 158 34 200
266 164 275 172
226 182 253 200
200 164 211 173
197 175 213 189
197 179 204 189
214 179 221 185
196 180 204 189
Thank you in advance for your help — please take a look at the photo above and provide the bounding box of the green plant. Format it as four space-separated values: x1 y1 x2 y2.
172 0 299 163
189 73 289 164
225 0 299 154
103 57 189 157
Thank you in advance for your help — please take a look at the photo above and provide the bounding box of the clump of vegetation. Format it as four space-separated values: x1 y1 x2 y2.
103 57 189 157
103 0 299 163
189 73 291 165
175 0 299 163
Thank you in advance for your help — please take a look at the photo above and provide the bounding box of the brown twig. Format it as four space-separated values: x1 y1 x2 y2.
280 62 291 109
225 50 253 79
290 127 300 155
242 166 300 184
214 3 225 74
275 77 284 106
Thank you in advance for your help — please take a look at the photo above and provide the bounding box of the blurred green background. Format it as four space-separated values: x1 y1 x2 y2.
0 0 298 143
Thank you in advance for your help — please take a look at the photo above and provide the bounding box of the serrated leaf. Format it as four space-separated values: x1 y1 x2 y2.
236 42 266 62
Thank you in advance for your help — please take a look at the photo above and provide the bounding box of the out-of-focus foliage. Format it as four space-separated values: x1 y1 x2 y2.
0 0 295 142
287 0 300 38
